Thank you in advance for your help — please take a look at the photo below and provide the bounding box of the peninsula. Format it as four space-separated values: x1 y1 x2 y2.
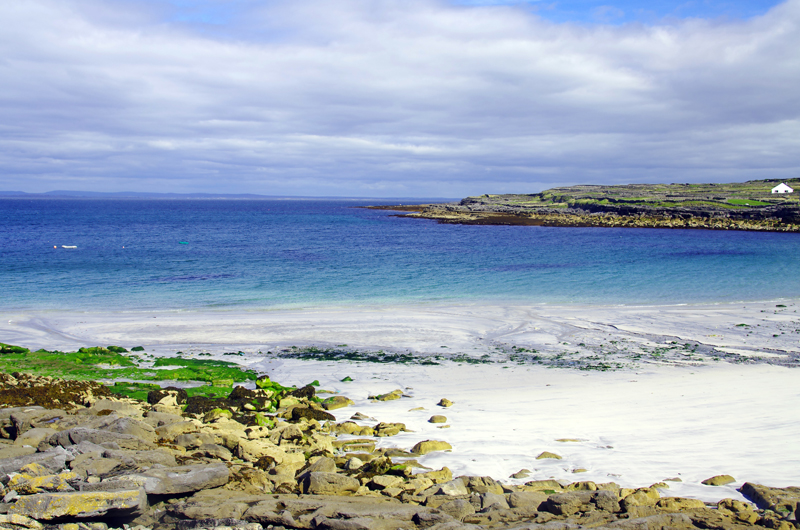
373 179 800 231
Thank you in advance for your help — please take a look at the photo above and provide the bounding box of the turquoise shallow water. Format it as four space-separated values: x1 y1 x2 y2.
1 198 800 311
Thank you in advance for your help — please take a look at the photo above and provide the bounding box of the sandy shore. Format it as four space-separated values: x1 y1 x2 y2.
1 300 799 502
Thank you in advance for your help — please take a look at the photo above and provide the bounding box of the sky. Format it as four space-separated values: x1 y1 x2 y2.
0 0 798 198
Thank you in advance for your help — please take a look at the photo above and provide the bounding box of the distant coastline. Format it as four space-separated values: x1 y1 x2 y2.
371 179 800 232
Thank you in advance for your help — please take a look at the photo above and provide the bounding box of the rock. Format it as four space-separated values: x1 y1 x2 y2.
344 457 364 471
702 474 736 486
656 497 706 511
428 415 447 424
373 390 404 401
740 482 800 513
105 463 230 495
175 432 217 449
369 475 404 490
522 479 563 492
0 445 37 459
71 457 123 479
10 409 66 437
480 492 510 510
542 491 595 515
102 417 156 442
620 488 660 511
462 475 503 494
301 472 360 495
302 456 338 475
7 471 80 495
0 514 43 529
143 410 185 427
508 491 548 509
291 406 335 422
418 467 453 484
607 513 693 530
374 422 407 437
593 490 621 512
103 448 178 467
510 469 531 479
426 478 469 497
175 518 261 530
536 451 562 460
0 447 68 476
40 428 155 451
147 387 188 405
9 488 147 520
88 399 142 418
155 420 199 439
411 440 452 455
437 398 453 407
323 396 354 410
195 443 233 461
13 428 57 448
437 498 475 521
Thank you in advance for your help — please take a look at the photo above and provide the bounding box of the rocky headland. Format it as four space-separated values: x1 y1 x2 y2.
372 180 800 232
0 346 798 530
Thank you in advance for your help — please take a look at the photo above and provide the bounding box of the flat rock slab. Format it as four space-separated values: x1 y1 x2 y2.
9 488 147 520
741 482 800 513
100 463 230 495
40 428 155 451
0 447 68 476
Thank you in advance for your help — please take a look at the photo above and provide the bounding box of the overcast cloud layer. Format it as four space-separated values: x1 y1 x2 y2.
1 0 799 197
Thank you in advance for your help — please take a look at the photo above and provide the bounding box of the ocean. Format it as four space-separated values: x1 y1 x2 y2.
2 198 800 312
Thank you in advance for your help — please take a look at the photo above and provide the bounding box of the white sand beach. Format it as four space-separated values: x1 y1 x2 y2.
2 300 799 502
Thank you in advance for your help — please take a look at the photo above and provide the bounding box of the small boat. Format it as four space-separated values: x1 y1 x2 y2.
61 245 77 249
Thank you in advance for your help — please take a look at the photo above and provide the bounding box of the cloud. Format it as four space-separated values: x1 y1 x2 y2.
0 0 798 197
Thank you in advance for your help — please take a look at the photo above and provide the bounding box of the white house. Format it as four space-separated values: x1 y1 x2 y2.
771 183 794 194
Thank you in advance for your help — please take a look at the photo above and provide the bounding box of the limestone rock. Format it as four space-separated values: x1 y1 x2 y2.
542 491 595 515
301 472 360 495
481 492 510 510
437 498 475 521
411 440 452 455
323 396 354 410
428 415 447 423
508 491 548 509
0 447 68 476
291 406 335 422
7 471 80 495
40 427 155 451
536 451 562 460
740 482 800 513
522 479 563 492
656 497 706 511
702 474 736 486
13 428 58 448
9 488 147 520
105 463 230 495
0 514 43 530
437 398 453 407
462 475 503 494
372 390 404 401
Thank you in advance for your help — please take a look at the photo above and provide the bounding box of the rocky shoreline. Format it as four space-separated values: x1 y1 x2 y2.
0 372 798 530
368 181 800 232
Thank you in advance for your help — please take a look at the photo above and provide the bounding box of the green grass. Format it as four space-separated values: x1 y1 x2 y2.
0 343 257 384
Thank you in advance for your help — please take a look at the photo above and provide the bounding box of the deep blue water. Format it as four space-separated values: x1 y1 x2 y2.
2 198 800 311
